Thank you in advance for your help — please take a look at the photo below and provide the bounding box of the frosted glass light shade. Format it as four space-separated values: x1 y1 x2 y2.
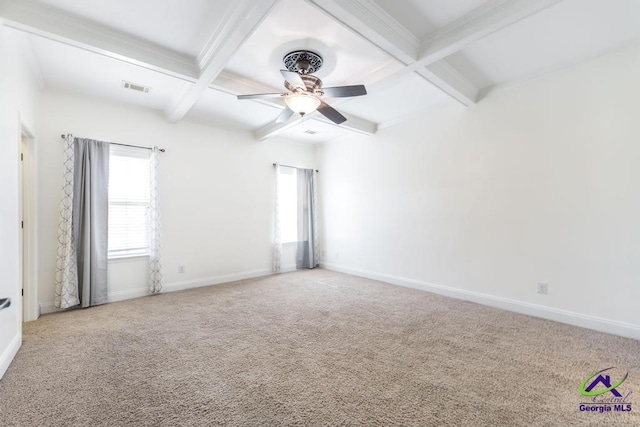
285 93 321 115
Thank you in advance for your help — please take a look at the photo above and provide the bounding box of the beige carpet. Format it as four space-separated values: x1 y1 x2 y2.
1 269 638 426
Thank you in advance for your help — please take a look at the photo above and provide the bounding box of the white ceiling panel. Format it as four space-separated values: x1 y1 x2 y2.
34 0 232 56
278 118 352 144
31 36 186 110
372 0 491 39
338 73 454 125
187 88 281 130
448 0 640 88
225 0 396 90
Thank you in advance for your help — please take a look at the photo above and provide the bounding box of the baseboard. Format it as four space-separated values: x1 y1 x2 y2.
39 302 60 315
0 333 22 380
40 265 298 315
321 263 640 340
163 267 288 293
280 264 298 274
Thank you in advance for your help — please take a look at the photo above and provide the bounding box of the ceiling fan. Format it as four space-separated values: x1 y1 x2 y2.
236 50 367 125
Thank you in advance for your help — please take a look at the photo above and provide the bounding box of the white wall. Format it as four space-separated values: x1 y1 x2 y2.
318 46 640 339
37 90 316 310
0 26 41 377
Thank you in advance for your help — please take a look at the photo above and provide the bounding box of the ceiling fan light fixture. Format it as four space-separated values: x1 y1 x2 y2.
285 92 321 116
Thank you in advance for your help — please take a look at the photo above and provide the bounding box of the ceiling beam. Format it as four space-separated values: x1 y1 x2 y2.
255 109 377 141
307 0 477 104
315 111 377 135
308 0 563 106
1 0 282 124
372 0 561 105
307 0 419 64
210 70 286 110
163 0 278 123
407 0 563 105
255 117 305 141
417 60 479 107
0 0 199 81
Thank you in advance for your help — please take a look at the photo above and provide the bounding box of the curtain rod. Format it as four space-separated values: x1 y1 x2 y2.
60 134 165 153
273 163 318 172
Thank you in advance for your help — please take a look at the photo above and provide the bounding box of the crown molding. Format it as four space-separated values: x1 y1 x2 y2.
19 32 45 89
480 38 640 100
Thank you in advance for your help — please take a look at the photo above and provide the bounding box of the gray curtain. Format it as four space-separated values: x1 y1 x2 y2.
73 138 110 307
296 168 319 269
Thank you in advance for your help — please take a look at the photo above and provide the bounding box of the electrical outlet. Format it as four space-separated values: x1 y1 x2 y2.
537 283 548 295
178 265 185 274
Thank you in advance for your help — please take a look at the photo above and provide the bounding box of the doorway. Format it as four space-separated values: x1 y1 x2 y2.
20 124 37 322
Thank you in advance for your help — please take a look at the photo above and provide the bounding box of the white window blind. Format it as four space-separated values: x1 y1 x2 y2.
108 145 151 258
279 166 297 243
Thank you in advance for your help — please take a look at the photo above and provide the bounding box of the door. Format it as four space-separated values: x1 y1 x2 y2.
0 275 18 380
19 130 37 323
0 133 24 379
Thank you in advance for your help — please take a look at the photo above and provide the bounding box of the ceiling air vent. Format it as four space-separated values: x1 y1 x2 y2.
304 129 319 135
122 80 151 94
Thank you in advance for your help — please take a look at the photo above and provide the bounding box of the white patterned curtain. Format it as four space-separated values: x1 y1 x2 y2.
273 163 282 272
55 134 80 308
149 146 163 293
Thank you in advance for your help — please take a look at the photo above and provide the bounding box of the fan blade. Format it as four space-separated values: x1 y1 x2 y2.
322 85 367 98
317 101 347 124
276 107 294 123
281 70 306 90
237 93 284 100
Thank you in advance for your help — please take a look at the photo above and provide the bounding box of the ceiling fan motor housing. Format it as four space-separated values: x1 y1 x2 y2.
284 74 324 95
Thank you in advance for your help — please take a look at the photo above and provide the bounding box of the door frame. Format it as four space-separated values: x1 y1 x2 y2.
19 116 38 322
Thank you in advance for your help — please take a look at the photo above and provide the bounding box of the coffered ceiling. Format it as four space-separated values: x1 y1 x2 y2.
1 0 639 143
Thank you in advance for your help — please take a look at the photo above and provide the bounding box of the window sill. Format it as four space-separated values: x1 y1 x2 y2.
108 255 149 263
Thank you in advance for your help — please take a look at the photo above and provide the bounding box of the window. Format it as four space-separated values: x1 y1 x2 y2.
278 166 297 243
108 145 151 258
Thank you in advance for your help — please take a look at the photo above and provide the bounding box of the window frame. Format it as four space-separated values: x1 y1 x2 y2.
107 145 151 260
278 166 298 244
